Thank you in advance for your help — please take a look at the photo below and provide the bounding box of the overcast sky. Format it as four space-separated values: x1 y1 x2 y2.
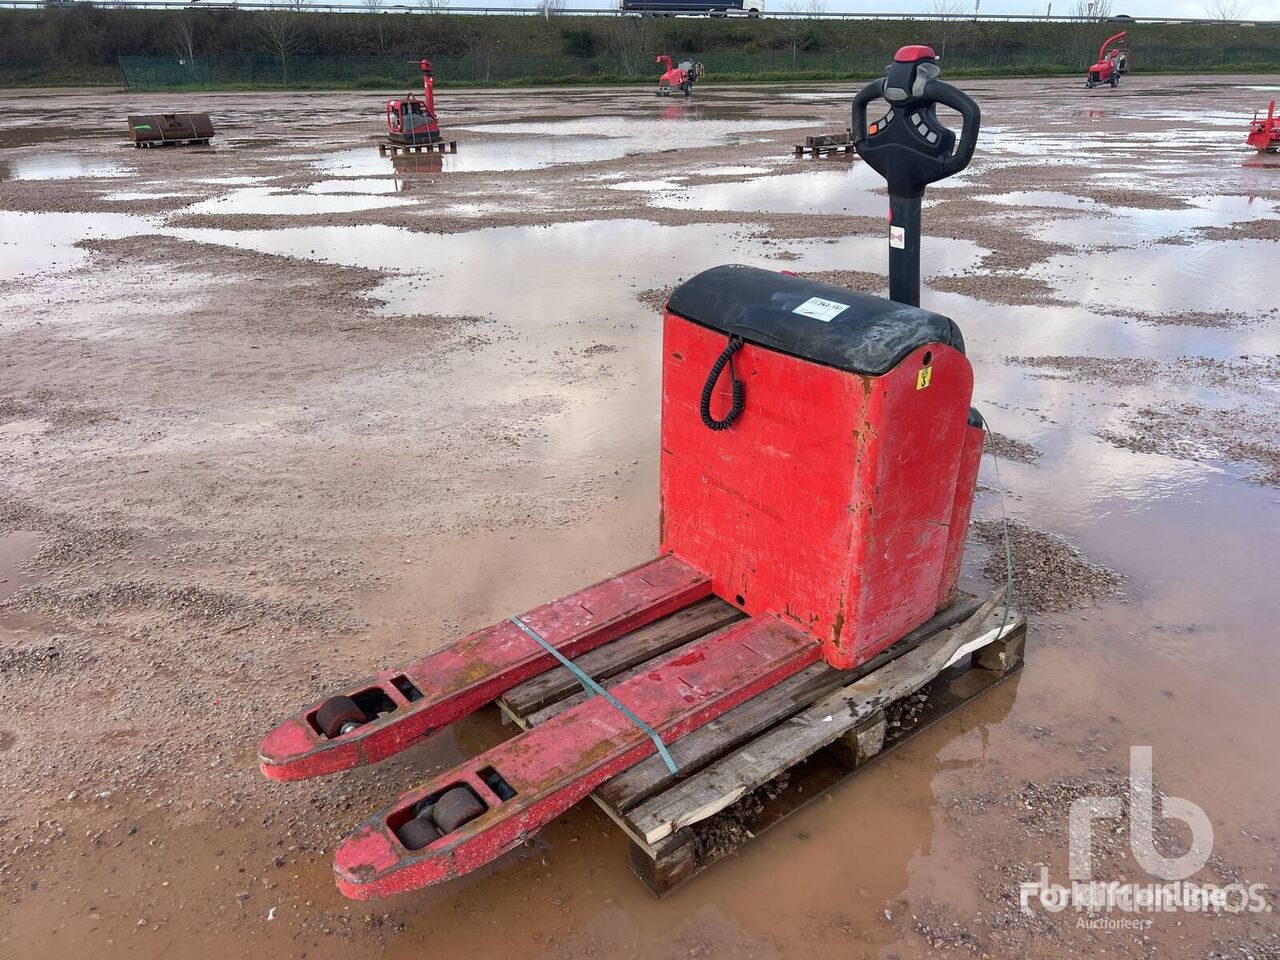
534 0 1280 18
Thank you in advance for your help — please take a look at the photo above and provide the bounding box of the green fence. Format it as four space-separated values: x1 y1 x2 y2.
116 42 1278 90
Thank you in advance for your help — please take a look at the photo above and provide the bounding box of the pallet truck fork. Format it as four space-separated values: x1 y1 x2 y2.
260 45 985 899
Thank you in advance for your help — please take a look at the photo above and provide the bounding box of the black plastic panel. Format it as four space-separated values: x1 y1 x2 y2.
666 264 964 377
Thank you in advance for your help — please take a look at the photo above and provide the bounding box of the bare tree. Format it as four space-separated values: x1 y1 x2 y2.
538 0 566 17
415 0 450 11
805 0 828 13
929 0 966 59
604 15 652 78
777 2 817 67
461 23 495 83
284 0 312 11
1204 0 1243 20
170 14 205 83
362 0 389 52
172 13 197 63
1070 0 1113 19
257 9 302 84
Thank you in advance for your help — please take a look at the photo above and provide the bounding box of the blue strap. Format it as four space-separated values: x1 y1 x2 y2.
510 616 679 776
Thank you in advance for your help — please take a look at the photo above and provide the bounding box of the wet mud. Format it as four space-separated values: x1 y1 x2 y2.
1 76 1278 960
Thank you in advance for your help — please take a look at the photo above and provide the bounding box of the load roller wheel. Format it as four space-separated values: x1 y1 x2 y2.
432 786 486 833
483 771 517 801
397 814 442 851
315 696 367 739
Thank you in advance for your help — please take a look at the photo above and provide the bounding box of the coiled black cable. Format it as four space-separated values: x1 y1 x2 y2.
700 335 745 431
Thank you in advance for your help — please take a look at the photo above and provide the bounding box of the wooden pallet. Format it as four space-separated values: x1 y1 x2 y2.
134 138 212 149
793 142 856 158
496 589 1025 897
379 140 457 156
794 131 855 158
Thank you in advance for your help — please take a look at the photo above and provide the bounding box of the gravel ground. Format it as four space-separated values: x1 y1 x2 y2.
972 519 1125 613
984 433 1044 466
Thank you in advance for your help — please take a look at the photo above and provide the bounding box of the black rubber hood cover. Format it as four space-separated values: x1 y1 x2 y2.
666 264 964 376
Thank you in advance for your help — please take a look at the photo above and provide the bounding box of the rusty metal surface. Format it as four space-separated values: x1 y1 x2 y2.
127 113 215 144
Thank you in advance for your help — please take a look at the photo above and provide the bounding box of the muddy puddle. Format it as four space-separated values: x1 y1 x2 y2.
167 218 986 320
1033 237 1276 313
593 158 976 215
462 115 817 145
312 115 817 177
0 530 42 603
975 189 1103 210
313 137 623 175
0 152 128 181
980 122 1254 166
305 178 407 195
645 164 891 215
0 209 149 278
183 186 416 216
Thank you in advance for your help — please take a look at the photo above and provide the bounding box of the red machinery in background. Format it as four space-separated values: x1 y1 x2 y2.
1086 31 1130 88
386 59 442 144
1247 100 1280 153
656 55 702 97
260 45 984 900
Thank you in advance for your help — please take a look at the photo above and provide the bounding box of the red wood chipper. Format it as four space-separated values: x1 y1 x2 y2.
386 59 443 145
259 45 983 900
1085 30 1130 89
655 55 702 97
1247 100 1280 153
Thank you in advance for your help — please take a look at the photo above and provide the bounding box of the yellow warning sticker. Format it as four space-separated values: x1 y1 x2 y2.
917 366 933 390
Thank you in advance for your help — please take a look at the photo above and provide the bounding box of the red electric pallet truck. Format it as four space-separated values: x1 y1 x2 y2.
260 45 983 900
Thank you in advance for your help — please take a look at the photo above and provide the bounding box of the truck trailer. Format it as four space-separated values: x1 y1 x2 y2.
620 0 763 15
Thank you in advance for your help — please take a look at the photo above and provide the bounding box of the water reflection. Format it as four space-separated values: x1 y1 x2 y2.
166 218 986 323
311 114 817 179
0 153 127 182
0 210 148 279
184 186 414 216
648 164 889 216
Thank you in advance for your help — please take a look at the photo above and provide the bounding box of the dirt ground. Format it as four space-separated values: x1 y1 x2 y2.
1 74 1278 960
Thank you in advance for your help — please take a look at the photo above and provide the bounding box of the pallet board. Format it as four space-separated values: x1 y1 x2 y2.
379 140 458 155
794 144 856 158
794 132 855 158
496 588 1025 895
134 138 212 149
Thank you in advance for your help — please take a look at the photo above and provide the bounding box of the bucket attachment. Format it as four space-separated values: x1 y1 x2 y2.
128 114 215 147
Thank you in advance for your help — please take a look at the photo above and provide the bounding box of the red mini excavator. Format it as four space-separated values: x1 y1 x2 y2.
655 55 702 97
260 45 984 900
1085 30 1130 89
1247 100 1280 153
385 59 442 145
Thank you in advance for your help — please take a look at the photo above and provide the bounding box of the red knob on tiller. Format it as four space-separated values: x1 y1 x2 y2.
894 44 937 64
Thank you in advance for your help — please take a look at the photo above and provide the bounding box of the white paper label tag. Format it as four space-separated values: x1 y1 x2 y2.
793 296 850 323
890 226 906 249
